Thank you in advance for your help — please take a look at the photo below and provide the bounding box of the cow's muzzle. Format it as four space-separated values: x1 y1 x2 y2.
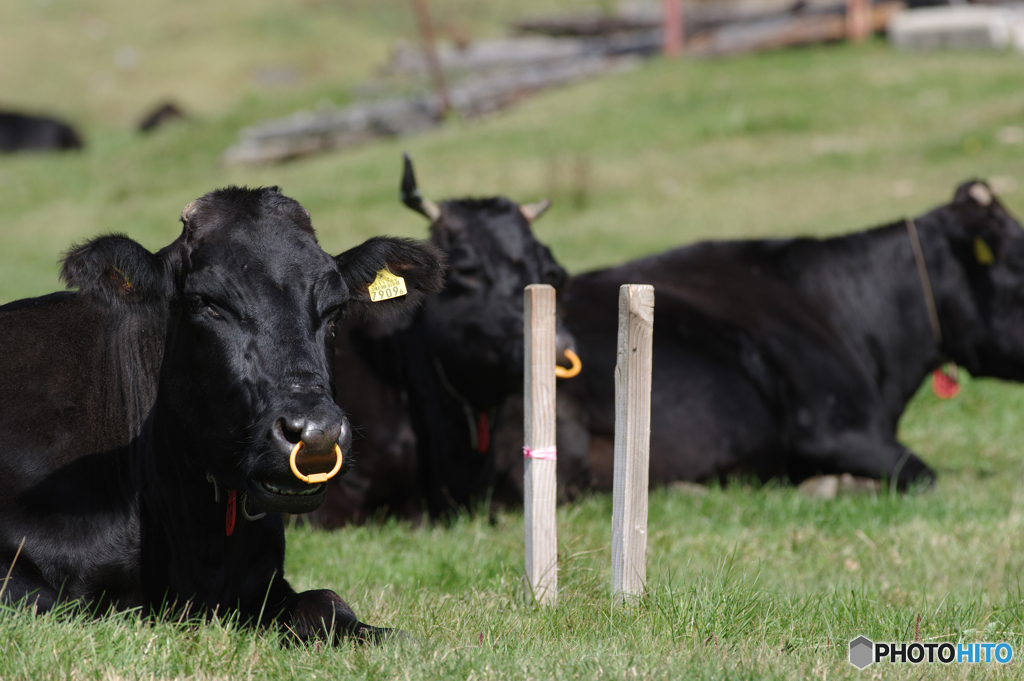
247 409 350 513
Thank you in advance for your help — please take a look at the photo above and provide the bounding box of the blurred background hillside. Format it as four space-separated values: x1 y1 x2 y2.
1 0 1022 303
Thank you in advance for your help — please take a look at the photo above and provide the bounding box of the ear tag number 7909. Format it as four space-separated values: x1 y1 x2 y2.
368 268 408 302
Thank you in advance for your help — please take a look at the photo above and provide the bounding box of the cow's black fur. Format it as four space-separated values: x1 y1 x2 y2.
314 157 579 526
0 186 444 642
0 111 82 152
562 181 1024 488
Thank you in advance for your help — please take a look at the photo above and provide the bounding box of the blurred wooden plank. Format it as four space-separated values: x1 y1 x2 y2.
688 2 902 57
224 56 638 164
513 13 661 37
888 5 1015 51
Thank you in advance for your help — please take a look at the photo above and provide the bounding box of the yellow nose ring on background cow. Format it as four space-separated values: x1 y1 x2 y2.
288 441 344 484
555 348 582 379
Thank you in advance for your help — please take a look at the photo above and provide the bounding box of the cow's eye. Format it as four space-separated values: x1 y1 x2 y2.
188 294 223 319
450 264 481 287
324 303 346 323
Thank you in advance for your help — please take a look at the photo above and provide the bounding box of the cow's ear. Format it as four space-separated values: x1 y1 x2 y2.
336 236 446 319
953 180 1019 265
954 180 997 210
60 234 170 304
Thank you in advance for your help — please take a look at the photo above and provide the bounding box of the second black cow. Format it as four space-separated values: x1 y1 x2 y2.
563 181 1024 488
314 156 580 526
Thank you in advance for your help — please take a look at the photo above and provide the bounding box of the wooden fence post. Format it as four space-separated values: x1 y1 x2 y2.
524 284 558 605
411 0 452 117
846 0 872 42
611 284 654 600
663 0 684 57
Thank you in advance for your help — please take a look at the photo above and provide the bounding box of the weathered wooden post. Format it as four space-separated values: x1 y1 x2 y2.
663 0 684 56
524 284 558 605
611 284 654 600
846 0 872 42
410 0 452 117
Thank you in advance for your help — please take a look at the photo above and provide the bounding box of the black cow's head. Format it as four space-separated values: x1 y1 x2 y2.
933 180 1024 380
400 155 573 407
60 186 444 513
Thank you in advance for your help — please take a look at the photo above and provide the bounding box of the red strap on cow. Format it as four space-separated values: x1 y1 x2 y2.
225 489 237 536
932 364 960 400
477 412 490 453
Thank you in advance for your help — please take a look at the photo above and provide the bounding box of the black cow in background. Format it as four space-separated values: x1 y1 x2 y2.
0 186 444 642
561 180 1024 489
0 111 82 151
138 102 185 133
313 156 582 527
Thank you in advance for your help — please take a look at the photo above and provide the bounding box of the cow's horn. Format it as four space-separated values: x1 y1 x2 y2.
180 200 198 224
520 199 551 222
401 153 441 222
969 183 993 207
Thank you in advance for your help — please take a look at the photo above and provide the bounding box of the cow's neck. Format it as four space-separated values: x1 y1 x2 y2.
789 219 949 420
398 320 499 515
431 353 497 452
93 300 168 450
136 405 283 615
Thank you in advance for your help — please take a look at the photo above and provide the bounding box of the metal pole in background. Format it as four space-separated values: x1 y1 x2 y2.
411 0 452 117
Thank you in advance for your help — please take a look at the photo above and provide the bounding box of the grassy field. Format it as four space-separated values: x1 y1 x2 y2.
4 0 1024 678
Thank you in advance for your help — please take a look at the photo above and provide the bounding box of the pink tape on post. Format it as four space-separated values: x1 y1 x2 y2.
523 446 557 461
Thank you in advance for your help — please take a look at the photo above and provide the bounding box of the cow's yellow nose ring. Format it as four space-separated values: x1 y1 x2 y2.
289 441 343 484
554 349 582 379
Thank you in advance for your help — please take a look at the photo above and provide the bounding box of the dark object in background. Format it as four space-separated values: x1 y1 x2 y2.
561 181 1024 491
138 102 185 133
0 111 82 152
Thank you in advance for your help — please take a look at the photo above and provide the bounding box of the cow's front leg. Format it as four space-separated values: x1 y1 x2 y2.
794 430 936 489
0 560 61 614
287 589 399 644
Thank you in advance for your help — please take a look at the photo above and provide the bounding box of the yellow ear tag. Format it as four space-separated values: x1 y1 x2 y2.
974 236 995 265
368 268 408 302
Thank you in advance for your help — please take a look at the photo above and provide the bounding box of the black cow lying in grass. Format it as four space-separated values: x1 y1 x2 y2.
562 180 1024 489
0 111 82 152
313 156 580 526
138 102 185 133
0 187 443 642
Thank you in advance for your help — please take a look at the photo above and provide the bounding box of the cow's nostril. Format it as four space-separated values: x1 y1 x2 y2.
276 418 303 447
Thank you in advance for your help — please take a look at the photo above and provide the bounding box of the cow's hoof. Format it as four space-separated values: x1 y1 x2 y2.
897 459 936 493
356 624 411 644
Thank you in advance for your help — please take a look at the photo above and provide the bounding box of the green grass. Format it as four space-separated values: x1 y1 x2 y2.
3 40 1024 302
4 1 1024 678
